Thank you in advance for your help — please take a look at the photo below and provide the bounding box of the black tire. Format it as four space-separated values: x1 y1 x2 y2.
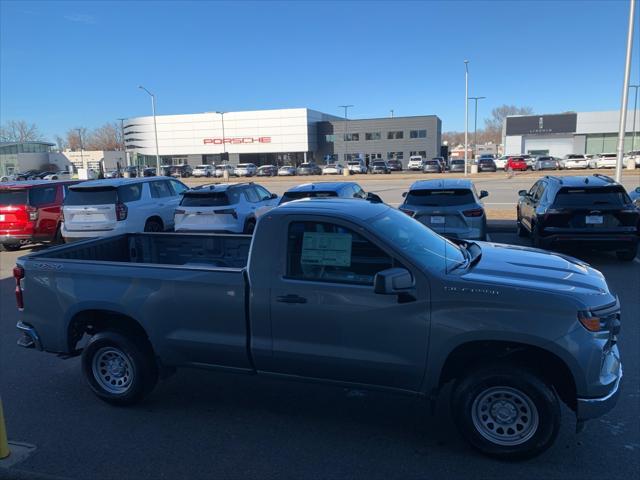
451 365 561 460
53 224 64 244
144 219 163 232
2 243 21 251
616 246 638 262
531 223 543 248
244 218 256 235
81 331 158 406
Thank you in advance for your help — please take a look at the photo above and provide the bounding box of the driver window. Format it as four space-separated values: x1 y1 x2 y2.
286 221 393 285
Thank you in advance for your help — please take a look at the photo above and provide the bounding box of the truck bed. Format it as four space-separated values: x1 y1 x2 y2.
29 233 252 269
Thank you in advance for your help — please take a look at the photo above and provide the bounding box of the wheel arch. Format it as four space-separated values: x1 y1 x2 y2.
145 215 164 230
437 340 578 411
67 308 152 355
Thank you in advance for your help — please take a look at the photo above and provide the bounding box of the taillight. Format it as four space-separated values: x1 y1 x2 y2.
463 208 484 217
116 202 128 221
216 209 237 219
399 208 415 217
26 206 38 221
13 266 24 311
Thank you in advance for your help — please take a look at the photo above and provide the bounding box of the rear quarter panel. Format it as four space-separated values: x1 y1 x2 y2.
18 257 251 369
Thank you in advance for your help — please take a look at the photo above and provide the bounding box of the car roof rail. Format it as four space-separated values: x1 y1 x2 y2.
544 175 562 184
593 173 616 183
192 182 221 190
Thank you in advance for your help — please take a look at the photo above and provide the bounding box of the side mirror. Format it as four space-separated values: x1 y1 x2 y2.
270 193 278 199
374 268 414 295
518 190 528 197
480 190 489 199
366 192 383 203
402 191 407 198
635 187 640 193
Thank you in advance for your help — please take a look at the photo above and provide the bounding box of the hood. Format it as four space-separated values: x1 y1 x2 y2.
461 241 610 297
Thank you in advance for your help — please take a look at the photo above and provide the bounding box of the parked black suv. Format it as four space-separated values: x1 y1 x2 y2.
169 164 192 178
517 174 639 260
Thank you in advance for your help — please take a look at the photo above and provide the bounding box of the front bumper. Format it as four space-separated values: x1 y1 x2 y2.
542 232 638 250
17 321 43 350
576 363 622 421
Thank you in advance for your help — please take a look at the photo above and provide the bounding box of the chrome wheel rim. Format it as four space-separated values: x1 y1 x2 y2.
92 347 134 394
471 386 539 446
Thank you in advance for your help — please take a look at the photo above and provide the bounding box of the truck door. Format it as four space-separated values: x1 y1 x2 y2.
265 219 430 392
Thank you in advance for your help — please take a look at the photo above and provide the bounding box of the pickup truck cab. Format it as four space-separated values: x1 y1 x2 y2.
15 199 622 459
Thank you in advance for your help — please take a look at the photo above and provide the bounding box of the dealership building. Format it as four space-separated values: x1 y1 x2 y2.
503 110 640 157
123 108 441 168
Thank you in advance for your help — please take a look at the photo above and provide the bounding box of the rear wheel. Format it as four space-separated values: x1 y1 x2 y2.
616 246 638 262
243 218 256 234
1 243 21 251
531 223 543 248
144 219 163 232
451 365 561 460
81 331 158 406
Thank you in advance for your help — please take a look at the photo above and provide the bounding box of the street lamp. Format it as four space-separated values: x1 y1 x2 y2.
138 85 160 174
468 96 486 157
615 0 636 182
77 128 85 173
464 60 469 176
390 109 394 118
215 111 227 163
629 84 639 152
339 105 354 163
117 117 128 170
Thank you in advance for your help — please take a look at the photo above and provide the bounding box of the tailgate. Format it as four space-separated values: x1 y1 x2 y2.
64 204 117 231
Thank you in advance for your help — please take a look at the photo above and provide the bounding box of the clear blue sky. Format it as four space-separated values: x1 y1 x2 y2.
1 0 638 140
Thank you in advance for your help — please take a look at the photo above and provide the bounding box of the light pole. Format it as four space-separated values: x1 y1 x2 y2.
117 117 128 170
138 85 161 174
615 0 636 182
215 111 227 162
390 109 394 118
464 60 469 176
76 128 85 172
468 96 486 157
629 84 639 152
339 105 354 163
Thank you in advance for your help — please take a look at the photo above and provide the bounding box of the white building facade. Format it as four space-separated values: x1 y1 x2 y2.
503 111 640 157
123 108 339 167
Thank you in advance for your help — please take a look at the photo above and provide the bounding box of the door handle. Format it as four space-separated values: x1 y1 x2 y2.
276 294 307 304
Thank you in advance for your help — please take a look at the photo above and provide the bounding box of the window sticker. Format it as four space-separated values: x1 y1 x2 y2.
301 232 352 267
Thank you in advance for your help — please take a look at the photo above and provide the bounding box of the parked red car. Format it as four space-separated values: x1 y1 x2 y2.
0 180 78 251
506 156 528 171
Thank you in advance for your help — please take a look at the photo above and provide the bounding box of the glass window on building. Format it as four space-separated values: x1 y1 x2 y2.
586 133 637 154
387 131 404 139
410 130 427 139
365 132 381 141
344 133 360 141
410 150 427 158
325 134 336 142
344 153 362 162
387 152 404 160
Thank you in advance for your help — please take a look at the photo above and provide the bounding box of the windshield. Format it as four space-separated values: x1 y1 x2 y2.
406 189 475 206
554 187 630 207
370 208 465 271
280 191 338 204
0 189 29 205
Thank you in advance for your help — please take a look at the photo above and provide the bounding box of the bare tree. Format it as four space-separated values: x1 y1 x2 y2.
442 131 466 148
0 120 43 142
86 122 123 150
66 127 89 151
54 135 67 151
483 105 534 143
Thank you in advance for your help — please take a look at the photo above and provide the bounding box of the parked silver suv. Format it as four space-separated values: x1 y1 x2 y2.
399 179 488 240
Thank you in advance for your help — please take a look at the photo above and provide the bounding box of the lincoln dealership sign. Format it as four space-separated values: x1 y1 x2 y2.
203 137 271 145
505 113 577 136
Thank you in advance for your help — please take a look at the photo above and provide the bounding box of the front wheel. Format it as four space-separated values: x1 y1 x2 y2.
451 365 561 460
243 218 256 234
81 331 158 406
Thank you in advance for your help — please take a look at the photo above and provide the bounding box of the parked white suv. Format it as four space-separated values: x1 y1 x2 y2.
560 154 588 169
174 183 278 234
589 153 617 169
192 165 214 177
61 178 188 241
407 156 425 170
346 160 367 174
235 163 257 177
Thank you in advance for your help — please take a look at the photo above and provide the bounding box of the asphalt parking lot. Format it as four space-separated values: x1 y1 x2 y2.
0 173 639 480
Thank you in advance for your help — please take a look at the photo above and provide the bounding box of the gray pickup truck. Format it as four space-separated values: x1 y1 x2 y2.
14 199 622 459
